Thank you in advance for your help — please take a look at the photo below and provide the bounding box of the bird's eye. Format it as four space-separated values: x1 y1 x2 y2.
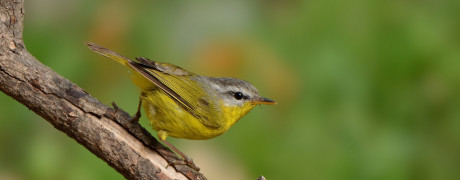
233 92 244 100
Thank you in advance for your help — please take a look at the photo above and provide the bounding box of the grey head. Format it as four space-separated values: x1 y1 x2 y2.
200 77 276 107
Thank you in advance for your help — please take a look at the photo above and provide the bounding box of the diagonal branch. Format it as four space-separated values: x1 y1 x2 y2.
0 1 206 179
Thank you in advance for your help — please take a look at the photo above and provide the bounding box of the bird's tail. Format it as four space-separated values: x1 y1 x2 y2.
85 42 133 65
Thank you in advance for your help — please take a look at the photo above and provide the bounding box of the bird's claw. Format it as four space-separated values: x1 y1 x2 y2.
184 157 200 171
130 111 141 123
167 157 200 171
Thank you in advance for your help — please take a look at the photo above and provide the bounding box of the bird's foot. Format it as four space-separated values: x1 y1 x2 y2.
168 156 200 171
130 111 141 123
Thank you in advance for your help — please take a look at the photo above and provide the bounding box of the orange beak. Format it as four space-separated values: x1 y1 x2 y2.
253 97 277 105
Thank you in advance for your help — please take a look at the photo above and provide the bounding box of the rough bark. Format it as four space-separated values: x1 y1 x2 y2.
0 1 206 179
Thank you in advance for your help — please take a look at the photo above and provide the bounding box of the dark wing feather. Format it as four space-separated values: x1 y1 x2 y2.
128 62 196 114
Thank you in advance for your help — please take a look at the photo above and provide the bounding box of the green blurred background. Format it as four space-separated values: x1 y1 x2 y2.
1 0 459 179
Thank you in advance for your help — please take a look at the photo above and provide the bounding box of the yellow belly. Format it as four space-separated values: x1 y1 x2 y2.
142 90 227 140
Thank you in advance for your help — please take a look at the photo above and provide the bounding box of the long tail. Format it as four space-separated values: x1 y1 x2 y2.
85 42 133 65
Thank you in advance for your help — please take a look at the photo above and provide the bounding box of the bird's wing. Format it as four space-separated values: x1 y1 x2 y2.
129 57 221 129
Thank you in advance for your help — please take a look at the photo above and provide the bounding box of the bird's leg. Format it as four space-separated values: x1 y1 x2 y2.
157 130 200 171
131 95 143 123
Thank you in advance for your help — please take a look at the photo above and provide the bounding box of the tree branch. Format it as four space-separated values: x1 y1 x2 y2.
0 1 206 179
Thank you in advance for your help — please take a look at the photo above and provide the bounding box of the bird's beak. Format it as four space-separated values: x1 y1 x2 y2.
253 97 277 105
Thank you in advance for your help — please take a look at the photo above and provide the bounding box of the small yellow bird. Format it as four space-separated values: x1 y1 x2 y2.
86 42 275 170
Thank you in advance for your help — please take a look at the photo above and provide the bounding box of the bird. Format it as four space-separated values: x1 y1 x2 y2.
86 42 276 170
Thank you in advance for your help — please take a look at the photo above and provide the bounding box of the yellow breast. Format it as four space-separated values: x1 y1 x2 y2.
141 90 221 140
